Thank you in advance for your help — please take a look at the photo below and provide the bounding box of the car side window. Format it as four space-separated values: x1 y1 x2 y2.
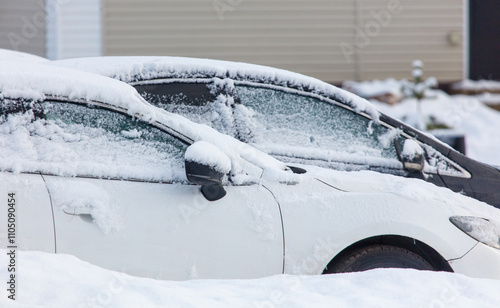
0 99 188 182
133 81 236 136
234 85 402 171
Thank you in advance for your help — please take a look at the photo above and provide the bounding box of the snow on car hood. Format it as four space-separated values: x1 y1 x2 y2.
301 164 500 220
0 61 291 182
52 56 379 120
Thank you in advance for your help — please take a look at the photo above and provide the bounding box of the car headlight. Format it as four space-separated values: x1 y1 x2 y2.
450 216 500 250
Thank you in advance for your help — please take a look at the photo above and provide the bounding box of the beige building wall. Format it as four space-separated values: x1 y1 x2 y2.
110 0 461 83
0 0 45 57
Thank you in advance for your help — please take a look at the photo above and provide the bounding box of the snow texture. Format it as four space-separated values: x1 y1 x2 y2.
52 56 380 120
185 141 231 174
401 139 424 159
0 61 294 183
2 249 500 308
46 180 123 234
452 79 500 92
371 90 500 166
342 78 403 99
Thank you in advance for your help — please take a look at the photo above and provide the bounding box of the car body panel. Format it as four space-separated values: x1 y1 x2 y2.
0 173 55 253
449 243 500 280
262 176 479 275
45 176 284 280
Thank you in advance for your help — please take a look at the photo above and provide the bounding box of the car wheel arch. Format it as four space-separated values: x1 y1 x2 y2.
322 235 453 274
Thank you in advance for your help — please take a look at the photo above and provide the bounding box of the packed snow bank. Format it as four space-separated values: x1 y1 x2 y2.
452 79 500 93
1 250 500 308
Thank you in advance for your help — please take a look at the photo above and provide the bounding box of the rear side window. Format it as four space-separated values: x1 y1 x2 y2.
234 85 402 171
0 100 187 182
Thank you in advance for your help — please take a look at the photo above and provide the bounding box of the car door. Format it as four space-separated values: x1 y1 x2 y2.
11 99 284 280
0 173 55 253
0 99 56 253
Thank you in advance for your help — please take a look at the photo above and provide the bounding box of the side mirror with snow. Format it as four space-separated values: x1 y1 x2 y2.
396 139 425 173
185 141 231 201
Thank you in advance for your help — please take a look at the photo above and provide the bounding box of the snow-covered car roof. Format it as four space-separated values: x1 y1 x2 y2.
52 56 379 119
0 61 289 179
0 48 48 63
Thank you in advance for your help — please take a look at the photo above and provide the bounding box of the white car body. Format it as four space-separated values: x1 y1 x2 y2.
1 61 500 281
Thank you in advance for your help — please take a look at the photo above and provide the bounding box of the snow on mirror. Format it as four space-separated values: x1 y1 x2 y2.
185 141 231 175
184 141 231 201
0 100 188 182
400 139 425 172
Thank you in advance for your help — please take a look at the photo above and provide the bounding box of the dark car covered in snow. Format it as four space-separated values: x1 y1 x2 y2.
53 57 500 208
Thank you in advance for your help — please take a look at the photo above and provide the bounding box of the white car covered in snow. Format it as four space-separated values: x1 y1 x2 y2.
52 56 500 209
1 61 500 280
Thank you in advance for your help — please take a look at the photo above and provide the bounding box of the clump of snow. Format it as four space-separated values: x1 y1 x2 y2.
2 249 500 307
261 167 301 184
343 78 403 99
52 56 380 120
121 129 142 138
401 139 424 159
452 79 500 92
185 141 231 174
475 92 500 105
46 179 123 234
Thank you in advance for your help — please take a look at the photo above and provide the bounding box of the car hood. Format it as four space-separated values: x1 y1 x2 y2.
295 164 500 220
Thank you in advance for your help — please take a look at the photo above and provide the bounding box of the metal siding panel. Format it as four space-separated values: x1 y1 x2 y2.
0 0 45 56
358 0 464 81
102 0 356 83
102 0 464 82
57 0 101 59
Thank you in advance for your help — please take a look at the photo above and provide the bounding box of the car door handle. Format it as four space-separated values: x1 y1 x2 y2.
63 208 93 223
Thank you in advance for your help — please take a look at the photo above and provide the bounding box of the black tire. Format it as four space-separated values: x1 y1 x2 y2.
327 245 436 274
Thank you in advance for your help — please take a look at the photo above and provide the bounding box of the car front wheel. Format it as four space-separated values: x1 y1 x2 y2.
326 245 436 274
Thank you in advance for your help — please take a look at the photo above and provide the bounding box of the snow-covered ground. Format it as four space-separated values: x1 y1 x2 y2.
2 249 500 308
346 79 500 166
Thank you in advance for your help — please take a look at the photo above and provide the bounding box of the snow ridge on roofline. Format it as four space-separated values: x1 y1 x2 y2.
0 61 155 120
0 60 289 179
53 56 380 120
